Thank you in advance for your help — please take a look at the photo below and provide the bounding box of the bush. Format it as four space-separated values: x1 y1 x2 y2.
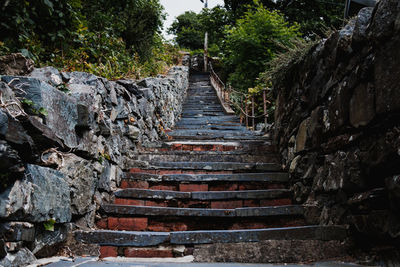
223 1 300 92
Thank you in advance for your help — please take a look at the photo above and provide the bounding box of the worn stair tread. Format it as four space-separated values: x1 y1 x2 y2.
170 225 348 244
165 140 271 146
145 161 281 172
135 154 278 164
115 188 291 200
75 225 347 246
169 135 267 141
124 172 289 183
75 230 170 247
101 204 303 217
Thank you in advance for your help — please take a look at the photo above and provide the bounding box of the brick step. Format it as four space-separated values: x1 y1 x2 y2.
123 172 289 184
121 180 287 193
134 151 279 163
75 225 347 248
115 189 291 201
96 216 305 232
138 161 281 172
98 245 189 259
100 204 304 218
114 197 292 209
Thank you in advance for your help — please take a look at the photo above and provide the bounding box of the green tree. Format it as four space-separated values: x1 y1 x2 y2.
198 6 232 50
224 0 344 36
168 11 203 50
276 0 344 36
223 2 300 92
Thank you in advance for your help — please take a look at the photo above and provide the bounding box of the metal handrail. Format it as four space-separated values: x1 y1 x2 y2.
208 60 270 130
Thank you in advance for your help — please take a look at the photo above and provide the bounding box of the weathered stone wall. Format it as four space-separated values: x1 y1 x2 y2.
274 0 400 253
0 61 189 265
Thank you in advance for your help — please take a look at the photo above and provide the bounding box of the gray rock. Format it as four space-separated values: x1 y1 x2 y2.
349 83 375 127
374 34 400 114
352 7 374 44
0 53 34 76
29 67 63 87
31 224 68 257
0 247 36 267
0 140 23 174
386 175 400 210
295 118 310 153
337 19 356 54
2 76 79 148
0 222 35 242
370 0 400 40
58 154 97 216
126 125 140 140
0 164 71 223
0 239 6 259
98 161 117 192
0 110 8 136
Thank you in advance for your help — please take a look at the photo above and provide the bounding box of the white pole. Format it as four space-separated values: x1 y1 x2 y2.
204 0 208 72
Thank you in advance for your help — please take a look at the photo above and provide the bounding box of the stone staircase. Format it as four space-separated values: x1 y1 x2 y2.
75 73 349 263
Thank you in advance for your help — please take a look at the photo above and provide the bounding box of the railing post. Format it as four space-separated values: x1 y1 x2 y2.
263 89 268 126
245 98 249 129
240 95 243 124
251 95 255 131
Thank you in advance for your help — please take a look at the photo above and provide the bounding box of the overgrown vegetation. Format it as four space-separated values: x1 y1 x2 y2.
0 0 180 80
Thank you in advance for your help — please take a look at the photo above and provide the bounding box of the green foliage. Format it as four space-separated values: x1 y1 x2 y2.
224 0 344 36
20 98 49 117
168 11 204 50
43 218 56 231
223 1 300 92
1 0 174 80
169 6 231 54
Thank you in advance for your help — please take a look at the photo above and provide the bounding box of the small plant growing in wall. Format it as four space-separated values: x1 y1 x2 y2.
43 218 56 231
20 98 48 117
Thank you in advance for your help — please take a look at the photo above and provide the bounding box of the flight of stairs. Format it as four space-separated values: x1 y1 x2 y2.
75 73 348 263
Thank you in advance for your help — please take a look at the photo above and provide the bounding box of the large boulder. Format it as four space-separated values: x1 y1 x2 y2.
0 164 71 223
1 76 79 148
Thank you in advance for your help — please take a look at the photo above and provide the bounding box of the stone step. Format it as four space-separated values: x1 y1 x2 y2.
169 135 266 141
75 225 347 247
115 189 291 201
168 129 263 137
129 172 289 182
101 204 303 217
174 125 247 130
142 142 276 154
142 161 281 172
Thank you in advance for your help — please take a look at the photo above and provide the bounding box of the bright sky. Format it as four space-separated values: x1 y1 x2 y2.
160 0 225 40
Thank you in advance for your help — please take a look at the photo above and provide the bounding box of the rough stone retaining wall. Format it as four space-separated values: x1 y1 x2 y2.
0 61 189 265
274 0 400 254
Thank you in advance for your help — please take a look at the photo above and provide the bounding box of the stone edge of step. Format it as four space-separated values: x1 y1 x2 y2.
123 172 290 183
74 225 348 247
114 188 292 200
100 204 304 217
